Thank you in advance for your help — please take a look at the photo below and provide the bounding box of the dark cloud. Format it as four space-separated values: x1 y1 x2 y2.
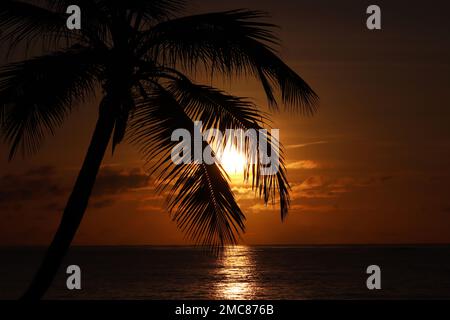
92 167 150 196
39 202 64 211
380 175 394 183
291 174 395 200
0 165 150 212
0 166 66 209
25 165 56 177
90 198 116 209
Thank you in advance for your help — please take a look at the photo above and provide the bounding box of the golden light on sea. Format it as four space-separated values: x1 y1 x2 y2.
213 246 259 299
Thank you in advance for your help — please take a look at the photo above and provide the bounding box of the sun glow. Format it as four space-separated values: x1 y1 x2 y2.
219 145 246 176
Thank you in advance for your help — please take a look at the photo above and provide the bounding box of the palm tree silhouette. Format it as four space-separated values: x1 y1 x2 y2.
0 0 318 299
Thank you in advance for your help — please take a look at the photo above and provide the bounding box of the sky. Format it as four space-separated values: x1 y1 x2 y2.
1 0 450 245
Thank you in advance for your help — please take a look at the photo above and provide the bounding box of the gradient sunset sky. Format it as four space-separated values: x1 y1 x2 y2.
1 0 450 245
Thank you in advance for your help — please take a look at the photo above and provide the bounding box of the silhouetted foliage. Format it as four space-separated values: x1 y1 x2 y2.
0 0 318 298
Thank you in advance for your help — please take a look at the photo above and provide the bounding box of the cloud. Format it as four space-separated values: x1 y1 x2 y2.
286 141 328 149
39 202 64 211
231 185 256 200
290 204 338 213
287 160 320 169
136 204 165 213
290 174 393 200
90 198 116 209
380 175 394 183
247 203 278 212
88 166 155 209
92 167 150 196
0 165 153 213
0 166 66 210
299 176 326 189
25 165 56 177
246 202 337 214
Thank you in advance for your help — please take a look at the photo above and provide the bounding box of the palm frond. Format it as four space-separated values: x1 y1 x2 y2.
167 73 266 132
167 75 290 219
169 158 246 247
128 83 246 247
0 0 71 51
116 0 186 24
0 46 103 159
141 9 318 113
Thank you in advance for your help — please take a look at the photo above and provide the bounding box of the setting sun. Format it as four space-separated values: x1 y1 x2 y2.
219 145 246 175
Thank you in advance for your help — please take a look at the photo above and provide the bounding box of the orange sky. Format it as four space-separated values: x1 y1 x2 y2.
1 0 450 245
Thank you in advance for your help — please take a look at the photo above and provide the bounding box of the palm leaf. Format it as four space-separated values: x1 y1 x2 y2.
167 75 290 219
141 9 318 113
0 46 103 159
0 0 71 50
111 0 186 23
128 83 246 247
168 75 266 131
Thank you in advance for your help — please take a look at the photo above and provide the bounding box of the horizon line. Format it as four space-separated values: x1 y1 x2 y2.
2 243 450 249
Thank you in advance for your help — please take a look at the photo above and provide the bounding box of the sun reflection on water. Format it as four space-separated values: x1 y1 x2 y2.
213 246 259 299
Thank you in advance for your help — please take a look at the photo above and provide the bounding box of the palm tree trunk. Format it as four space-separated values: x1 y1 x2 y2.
21 98 115 300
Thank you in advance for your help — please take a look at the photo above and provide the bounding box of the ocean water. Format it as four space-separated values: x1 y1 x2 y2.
0 245 449 299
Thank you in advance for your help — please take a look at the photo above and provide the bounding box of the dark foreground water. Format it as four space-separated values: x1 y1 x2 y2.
0 245 449 299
